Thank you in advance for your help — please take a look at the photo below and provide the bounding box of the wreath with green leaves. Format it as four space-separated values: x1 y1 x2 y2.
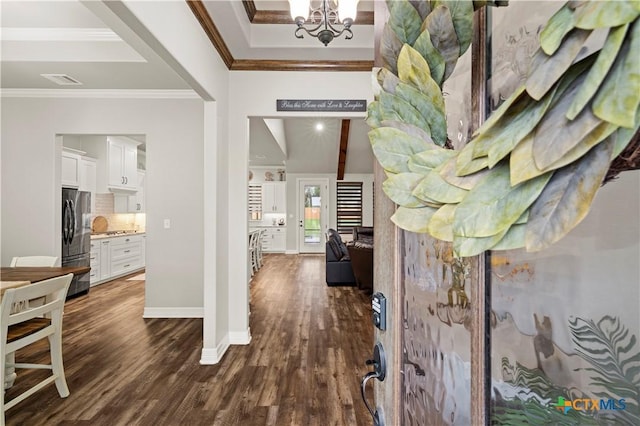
367 0 640 257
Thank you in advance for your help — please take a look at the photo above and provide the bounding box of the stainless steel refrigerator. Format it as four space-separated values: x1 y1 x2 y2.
62 188 91 298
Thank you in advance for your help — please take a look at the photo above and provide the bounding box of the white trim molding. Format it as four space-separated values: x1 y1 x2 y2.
143 307 204 318
228 329 252 345
1 89 200 99
200 334 230 365
1 28 121 42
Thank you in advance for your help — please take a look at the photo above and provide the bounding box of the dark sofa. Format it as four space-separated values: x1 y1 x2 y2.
347 227 374 293
325 229 356 286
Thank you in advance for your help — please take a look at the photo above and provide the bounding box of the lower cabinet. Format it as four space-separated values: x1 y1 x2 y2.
262 227 286 252
90 234 145 286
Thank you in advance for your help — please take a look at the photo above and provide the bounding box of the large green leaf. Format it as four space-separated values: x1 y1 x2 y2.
453 163 552 238
379 67 401 94
526 28 591 101
397 45 446 114
525 137 615 251
380 120 434 143
533 73 602 170
453 227 510 257
391 205 438 233
379 91 432 135
573 0 640 29
539 4 577 55
434 0 475 56
511 121 617 185
409 148 458 173
411 0 432 21
427 203 457 242
472 86 527 139
396 82 448 146
593 20 640 128
567 23 629 120
382 173 427 208
422 5 461 81
381 23 402 75
439 154 490 190
412 29 446 86
456 139 490 176
413 168 469 204
485 85 557 167
388 0 423 45
491 224 526 251
611 109 640 158
365 101 383 128
369 127 431 173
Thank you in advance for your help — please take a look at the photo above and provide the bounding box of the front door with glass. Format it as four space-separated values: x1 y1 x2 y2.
298 179 328 253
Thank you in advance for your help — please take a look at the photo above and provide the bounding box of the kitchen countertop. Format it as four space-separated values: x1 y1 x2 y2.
249 225 286 228
91 231 145 240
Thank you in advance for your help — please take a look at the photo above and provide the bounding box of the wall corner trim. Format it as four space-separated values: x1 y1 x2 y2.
228 330 252 345
200 334 230 365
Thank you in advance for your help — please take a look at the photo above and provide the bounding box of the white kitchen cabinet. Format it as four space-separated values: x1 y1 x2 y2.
99 239 111 281
114 170 145 213
89 240 101 286
110 235 143 276
79 157 97 213
61 149 81 188
262 182 286 213
262 227 286 252
107 137 138 191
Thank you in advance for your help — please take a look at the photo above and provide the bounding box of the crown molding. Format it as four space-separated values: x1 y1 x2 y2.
187 0 373 72
1 89 200 99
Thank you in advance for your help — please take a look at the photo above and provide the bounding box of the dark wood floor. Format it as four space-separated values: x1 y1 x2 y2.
5 254 374 425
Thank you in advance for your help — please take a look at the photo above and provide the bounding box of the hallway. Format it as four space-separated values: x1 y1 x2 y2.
5 254 374 425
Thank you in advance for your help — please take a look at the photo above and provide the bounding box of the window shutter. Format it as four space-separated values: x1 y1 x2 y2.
248 184 262 219
336 181 363 234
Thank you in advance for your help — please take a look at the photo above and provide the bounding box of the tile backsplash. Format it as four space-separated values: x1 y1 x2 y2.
93 193 145 232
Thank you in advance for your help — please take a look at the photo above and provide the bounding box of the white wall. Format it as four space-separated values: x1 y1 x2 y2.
228 71 374 340
1 97 204 311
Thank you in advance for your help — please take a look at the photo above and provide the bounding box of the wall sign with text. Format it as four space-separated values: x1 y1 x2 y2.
276 99 367 112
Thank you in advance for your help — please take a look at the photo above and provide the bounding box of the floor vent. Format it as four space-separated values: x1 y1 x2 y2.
40 74 83 86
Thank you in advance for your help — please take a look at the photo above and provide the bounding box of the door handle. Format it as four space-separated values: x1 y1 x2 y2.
360 342 386 426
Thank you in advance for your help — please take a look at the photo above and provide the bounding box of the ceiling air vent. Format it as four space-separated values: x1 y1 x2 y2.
40 74 83 86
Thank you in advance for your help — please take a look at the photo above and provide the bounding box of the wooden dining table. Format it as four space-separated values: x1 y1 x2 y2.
0 266 91 296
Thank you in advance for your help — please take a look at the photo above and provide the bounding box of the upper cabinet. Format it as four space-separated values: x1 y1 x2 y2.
61 148 81 188
107 137 138 191
262 182 286 213
114 170 145 213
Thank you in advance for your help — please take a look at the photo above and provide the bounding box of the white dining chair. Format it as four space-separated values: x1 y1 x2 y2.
10 256 58 267
1 273 73 425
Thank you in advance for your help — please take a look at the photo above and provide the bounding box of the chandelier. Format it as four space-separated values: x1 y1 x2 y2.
289 0 359 46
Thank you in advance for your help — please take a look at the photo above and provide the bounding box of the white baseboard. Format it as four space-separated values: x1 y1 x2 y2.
228 329 252 345
200 334 229 365
285 250 299 255
143 307 204 318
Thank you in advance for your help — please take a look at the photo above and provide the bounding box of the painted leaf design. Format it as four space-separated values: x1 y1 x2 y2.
539 4 577 55
439 154 490 190
388 0 423 45
396 82 448 146
525 137 615 251
533 72 602 170
391 205 438 233
413 29 446 86
593 19 640 128
567 23 629 120
453 163 552 238
525 28 591 101
422 5 461 81
379 91 432 135
427 203 456 242
369 127 431 173
382 173 426 208
573 0 640 29
413 168 469 204
435 0 475 56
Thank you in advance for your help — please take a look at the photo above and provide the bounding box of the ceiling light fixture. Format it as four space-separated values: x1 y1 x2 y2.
315 122 325 132
289 0 359 47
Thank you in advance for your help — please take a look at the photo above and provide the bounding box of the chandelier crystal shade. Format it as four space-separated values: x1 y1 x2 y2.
289 0 359 46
